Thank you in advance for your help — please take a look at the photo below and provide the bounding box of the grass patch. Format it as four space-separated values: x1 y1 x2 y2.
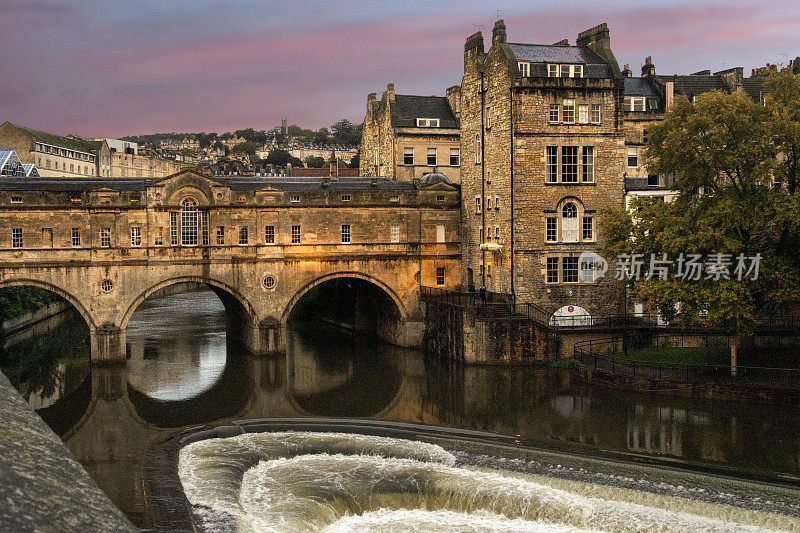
550 358 576 370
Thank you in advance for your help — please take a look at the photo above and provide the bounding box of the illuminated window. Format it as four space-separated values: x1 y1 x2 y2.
154 227 163 246
180 198 198 246
130 226 141 247
216 226 224 245
390 224 400 243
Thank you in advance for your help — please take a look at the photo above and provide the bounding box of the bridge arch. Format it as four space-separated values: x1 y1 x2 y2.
0 278 97 330
119 276 257 331
282 271 408 323
282 271 412 347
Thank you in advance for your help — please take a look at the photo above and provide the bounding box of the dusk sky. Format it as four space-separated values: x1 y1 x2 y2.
2 0 798 139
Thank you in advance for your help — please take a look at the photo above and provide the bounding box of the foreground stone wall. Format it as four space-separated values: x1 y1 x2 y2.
0 370 135 531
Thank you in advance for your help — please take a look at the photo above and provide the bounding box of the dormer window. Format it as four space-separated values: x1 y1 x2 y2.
548 64 583 78
416 118 440 128
624 96 646 112
518 62 530 77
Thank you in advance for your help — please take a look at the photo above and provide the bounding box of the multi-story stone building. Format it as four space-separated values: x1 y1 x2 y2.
0 122 106 177
460 21 626 319
360 83 462 183
106 150 189 178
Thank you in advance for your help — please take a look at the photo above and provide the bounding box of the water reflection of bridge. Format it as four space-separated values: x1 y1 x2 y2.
32 341 800 522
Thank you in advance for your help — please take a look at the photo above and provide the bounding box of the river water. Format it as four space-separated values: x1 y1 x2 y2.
2 289 800 530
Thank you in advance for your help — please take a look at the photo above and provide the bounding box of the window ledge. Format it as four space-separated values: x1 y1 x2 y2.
544 182 596 186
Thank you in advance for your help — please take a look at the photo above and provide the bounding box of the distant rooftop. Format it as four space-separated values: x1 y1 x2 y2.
392 95 458 129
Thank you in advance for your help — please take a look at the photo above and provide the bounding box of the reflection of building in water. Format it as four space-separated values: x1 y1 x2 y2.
627 404 690 458
287 334 354 395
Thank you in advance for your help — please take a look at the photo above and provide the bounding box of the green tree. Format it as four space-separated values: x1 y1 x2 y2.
602 87 800 334
305 156 325 168
265 149 302 168
231 141 258 158
764 69 800 194
313 128 330 145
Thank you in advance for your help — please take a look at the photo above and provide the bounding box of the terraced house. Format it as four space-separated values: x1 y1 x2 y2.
459 21 626 319
360 83 462 183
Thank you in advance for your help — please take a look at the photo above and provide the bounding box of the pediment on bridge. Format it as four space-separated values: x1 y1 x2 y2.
149 169 229 188
148 169 231 206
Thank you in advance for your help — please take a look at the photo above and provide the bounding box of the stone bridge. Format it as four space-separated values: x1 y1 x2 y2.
0 170 461 362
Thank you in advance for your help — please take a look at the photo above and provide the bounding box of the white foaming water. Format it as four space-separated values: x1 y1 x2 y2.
178 432 796 533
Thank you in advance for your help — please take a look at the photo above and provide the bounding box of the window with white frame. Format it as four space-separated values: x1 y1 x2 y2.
71 228 81 248
562 100 575 124
291 224 301 244
590 104 601 123
130 226 141 247
100 227 111 247
403 147 414 165
518 61 530 77
154 227 163 246
238 226 248 245
581 146 595 182
390 224 400 243
549 104 560 123
546 146 558 183
341 224 351 244
561 203 578 242
546 217 557 242
548 64 559 77
265 225 274 244
450 148 460 166
475 135 481 163
578 105 588 124
561 146 578 183
582 216 594 241
625 96 646 112
627 146 639 168
427 148 437 166
180 198 198 246
416 118 440 127
11 228 22 248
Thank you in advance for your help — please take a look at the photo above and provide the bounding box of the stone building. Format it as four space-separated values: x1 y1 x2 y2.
107 151 189 178
459 21 626 319
620 60 678 208
0 122 106 177
360 83 461 183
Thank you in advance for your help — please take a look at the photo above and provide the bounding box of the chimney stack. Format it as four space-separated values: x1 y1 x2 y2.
642 56 655 77
622 64 632 77
385 83 395 103
576 23 621 76
492 19 506 45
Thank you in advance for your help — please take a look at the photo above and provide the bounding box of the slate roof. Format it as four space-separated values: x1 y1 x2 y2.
742 77 764 103
509 43 604 64
509 43 612 78
391 95 459 129
0 176 429 192
624 77 661 97
7 123 99 154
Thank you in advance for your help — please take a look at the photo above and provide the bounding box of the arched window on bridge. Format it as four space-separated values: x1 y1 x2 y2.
171 198 210 247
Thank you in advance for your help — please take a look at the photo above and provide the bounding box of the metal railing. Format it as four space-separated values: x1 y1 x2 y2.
573 336 800 389
421 287 800 335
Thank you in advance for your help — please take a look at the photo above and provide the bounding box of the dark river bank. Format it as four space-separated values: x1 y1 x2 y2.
2 289 799 528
